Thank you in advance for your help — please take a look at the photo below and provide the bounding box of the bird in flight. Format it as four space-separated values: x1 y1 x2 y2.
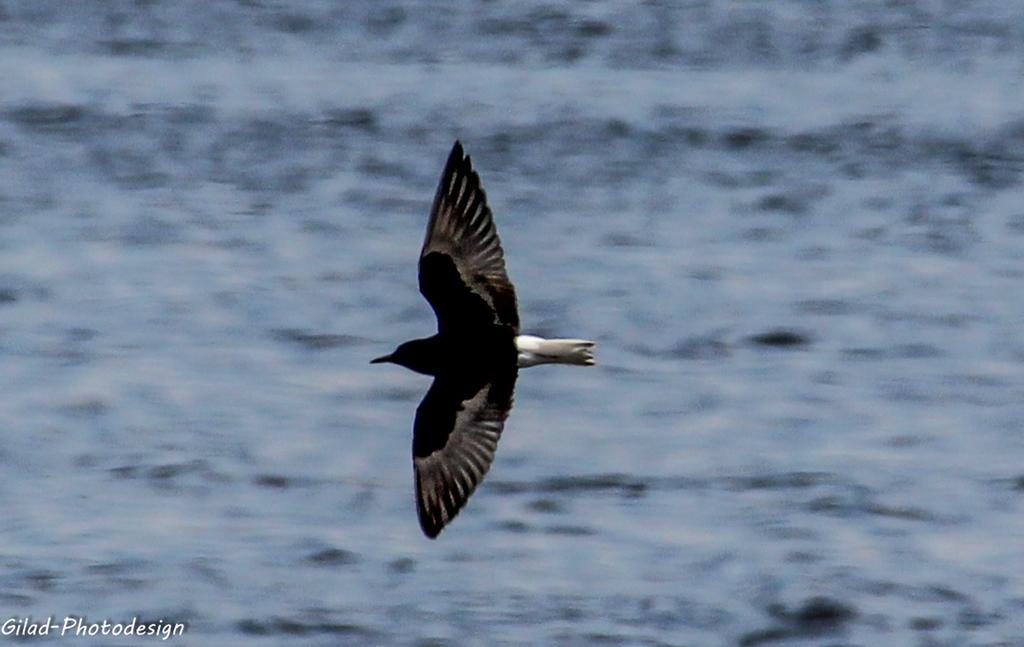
372 141 595 538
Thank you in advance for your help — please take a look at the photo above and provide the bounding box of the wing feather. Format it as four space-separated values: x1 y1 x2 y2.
412 367 516 538
419 141 519 332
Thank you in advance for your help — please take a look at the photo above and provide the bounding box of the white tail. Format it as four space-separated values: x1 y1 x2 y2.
515 335 596 368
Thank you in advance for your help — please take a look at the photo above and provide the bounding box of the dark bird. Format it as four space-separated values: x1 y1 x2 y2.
372 141 595 538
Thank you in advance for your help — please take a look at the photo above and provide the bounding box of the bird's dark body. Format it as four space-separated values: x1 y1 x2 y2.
392 328 516 379
389 251 518 379
400 252 519 459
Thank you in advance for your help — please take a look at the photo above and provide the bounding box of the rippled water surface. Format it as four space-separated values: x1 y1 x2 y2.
2 2 1024 645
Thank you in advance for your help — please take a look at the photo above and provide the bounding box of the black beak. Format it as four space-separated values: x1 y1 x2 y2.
370 354 392 365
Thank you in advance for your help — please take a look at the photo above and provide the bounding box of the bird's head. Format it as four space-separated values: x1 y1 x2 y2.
370 338 435 375
370 345 403 367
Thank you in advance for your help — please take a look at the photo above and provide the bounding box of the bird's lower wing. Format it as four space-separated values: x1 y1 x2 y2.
412 367 517 538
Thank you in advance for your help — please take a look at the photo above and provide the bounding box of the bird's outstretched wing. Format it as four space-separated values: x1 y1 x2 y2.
412 365 517 538
419 141 519 333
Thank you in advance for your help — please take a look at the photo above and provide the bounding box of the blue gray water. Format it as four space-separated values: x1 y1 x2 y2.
2 2 1023 645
